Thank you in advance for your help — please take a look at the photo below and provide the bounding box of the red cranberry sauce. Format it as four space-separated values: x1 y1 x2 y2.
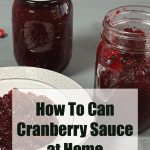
0 91 12 150
0 89 59 149
96 27 150 132
12 0 73 72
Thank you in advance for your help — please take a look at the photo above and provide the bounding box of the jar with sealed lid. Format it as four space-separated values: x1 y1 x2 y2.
95 5 150 133
12 0 73 72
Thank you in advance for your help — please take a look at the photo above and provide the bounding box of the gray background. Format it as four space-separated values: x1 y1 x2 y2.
0 0 150 88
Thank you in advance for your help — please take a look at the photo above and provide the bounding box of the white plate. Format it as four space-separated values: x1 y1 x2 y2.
0 66 82 93
0 67 95 149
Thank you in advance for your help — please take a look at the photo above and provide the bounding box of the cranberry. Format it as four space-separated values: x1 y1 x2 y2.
0 29 6 38
102 48 123 72
116 10 120 15
124 28 145 35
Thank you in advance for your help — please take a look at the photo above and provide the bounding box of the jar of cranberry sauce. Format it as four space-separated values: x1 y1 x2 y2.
95 6 150 133
12 0 73 72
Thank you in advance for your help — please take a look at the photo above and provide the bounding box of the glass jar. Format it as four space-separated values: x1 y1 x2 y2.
12 0 73 72
95 5 150 133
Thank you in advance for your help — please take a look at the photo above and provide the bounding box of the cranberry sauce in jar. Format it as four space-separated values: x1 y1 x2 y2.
12 0 73 72
95 6 150 133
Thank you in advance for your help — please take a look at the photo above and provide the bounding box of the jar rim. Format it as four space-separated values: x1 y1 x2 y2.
23 0 58 4
102 5 150 52
103 5 150 39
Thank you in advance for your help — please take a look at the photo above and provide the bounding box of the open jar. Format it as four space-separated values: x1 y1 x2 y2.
95 5 150 133
12 0 73 72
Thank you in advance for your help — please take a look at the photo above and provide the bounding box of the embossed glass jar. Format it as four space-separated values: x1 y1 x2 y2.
95 6 150 133
12 0 73 72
